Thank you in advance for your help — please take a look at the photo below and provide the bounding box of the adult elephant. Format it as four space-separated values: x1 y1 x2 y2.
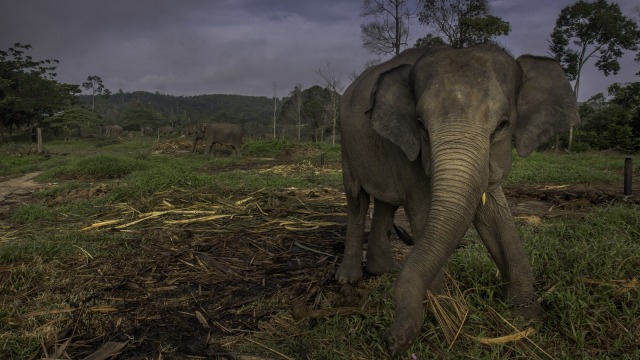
192 123 243 156
140 126 153 136
102 125 123 137
336 44 579 356
158 126 174 136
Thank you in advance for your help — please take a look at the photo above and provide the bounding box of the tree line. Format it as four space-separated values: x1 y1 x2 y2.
2 0 639 150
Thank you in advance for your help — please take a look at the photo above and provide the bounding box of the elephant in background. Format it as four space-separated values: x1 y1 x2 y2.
102 124 123 137
336 44 579 356
158 126 174 136
140 126 153 136
191 123 243 156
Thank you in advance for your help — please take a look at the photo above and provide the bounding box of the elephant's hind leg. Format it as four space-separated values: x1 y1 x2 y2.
365 199 399 275
336 188 370 284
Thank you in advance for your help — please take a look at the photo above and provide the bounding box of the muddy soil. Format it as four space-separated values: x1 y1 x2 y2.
1 163 637 359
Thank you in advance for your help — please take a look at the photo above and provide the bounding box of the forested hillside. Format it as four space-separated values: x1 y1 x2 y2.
77 91 280 138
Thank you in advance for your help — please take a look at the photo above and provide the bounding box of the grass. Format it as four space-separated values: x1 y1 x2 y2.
0 137 638 358
507 150 639 185
238 205 640 359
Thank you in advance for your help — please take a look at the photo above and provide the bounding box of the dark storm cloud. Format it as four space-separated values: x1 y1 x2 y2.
1 0 638 100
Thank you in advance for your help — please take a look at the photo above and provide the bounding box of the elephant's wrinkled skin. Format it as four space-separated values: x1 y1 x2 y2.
336 44 579 356
102 124 123 137
192 123 243 156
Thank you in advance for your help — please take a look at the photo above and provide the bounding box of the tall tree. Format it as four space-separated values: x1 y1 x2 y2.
0 43 79 141
82 75 107 112
291 83 304 141
416 0 510 48
634 5 640 75
549 0 640 150
316 63 343 145
272 81 277 139
360 0 416 56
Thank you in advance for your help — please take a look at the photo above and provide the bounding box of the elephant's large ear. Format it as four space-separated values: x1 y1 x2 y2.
515 55 580 157
367 64 421 161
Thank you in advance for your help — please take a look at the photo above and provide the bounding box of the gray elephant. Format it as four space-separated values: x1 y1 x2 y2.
102 124 123 137
158 126 174 136
336 44 579 356
191 123 243 156
140 126 153 136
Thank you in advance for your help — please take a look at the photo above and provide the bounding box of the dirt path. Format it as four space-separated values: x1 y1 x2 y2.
0 172 46 225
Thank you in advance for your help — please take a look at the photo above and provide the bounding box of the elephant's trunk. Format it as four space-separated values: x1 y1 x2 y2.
414 127 488 282
386 127 490 353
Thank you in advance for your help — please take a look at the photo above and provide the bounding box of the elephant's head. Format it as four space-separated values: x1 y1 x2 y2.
369 45 578 188
369 44 578 215
366 45 578 340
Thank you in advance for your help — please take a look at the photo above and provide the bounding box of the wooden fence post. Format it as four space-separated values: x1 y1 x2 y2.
624 157 632 196
37 128 43 154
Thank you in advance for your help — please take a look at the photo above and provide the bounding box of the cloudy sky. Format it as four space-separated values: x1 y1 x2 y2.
1 0 638 101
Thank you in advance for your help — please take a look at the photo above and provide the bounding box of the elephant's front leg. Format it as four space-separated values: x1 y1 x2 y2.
336 188 370 283
366 199 399 275
472 186 541 319
205 141 215 156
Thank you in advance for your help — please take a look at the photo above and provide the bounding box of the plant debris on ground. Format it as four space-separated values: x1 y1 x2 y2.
1 142 639 359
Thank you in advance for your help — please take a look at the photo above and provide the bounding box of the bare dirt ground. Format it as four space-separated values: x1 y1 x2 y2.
1 161 638 359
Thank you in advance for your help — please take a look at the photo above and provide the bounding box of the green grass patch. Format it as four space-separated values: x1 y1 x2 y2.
0 144 48 176
507 151 637 185
242 139 296 157
42 154 146 180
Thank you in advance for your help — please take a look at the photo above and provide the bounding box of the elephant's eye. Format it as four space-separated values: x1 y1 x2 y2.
491 117 510 142
496 118 510 131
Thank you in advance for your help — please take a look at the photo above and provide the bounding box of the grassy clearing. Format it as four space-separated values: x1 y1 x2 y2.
507 150 639 185
0 138 638 358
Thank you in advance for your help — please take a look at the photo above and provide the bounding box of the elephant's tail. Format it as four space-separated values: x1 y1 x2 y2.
393 224 414 246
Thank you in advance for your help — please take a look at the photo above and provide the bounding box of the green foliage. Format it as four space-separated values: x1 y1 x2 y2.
81 75 107 113
42 154 146 180
279 85 337 141
119 102 164 130
0 43 80 134
549 0 640 97
242 139 296 157
78 91 280 136
414 33 446 48
48 105 102 137
417 0 511 48
576 82 640 152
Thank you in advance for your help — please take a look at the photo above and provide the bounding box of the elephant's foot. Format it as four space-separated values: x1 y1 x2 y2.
335 259 363 284
514 300 543 320
509 293 542 320
504 283 541 319
384 307 424 357
365 256 400 275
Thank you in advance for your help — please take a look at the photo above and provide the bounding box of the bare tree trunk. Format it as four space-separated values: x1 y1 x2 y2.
273 82 277 139
316 62 343 146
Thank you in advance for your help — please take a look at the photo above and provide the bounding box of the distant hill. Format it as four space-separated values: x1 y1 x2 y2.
78 91 281 137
